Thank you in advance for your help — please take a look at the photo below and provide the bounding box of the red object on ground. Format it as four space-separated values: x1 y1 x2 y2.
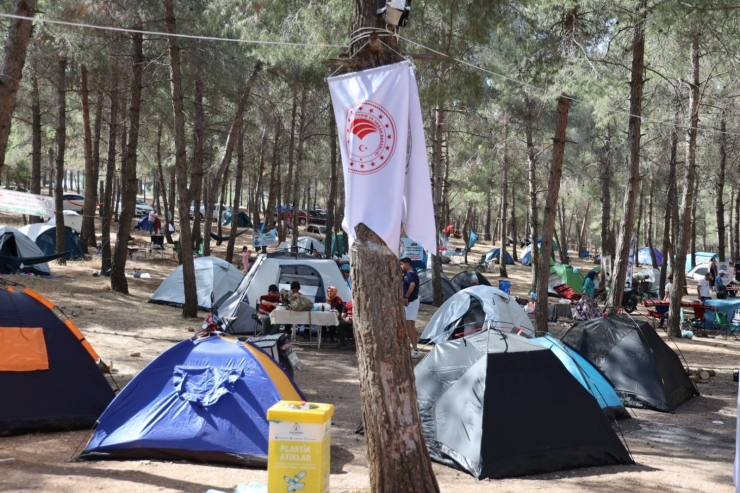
554 284 582 301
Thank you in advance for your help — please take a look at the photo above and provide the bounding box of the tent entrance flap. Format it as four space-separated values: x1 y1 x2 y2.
0 327 49 371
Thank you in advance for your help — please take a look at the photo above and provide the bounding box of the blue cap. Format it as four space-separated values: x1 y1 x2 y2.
340 264 350 272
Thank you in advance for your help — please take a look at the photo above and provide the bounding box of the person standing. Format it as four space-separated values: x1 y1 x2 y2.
241 246 250 274
148 210 156 235
709 258 718 291
663 274 674 301
698 273 712 303
401 257 421 358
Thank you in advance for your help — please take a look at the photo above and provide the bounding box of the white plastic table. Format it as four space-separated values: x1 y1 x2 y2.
269 308 339 348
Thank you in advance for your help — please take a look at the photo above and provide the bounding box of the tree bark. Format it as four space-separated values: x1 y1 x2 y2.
155 122 173 244
325 106 338 257
29 70 41 223
716 113 726 261
203 62 262 256
54 50 67 265
164 0 197 317
266 118 281 232
511 184 518 261
534 93 571 335
608 0 647 312
659 108 679 295
557 199 569 264
80 64 95 253
0 0 36 181
499 115 509 278
668 30 701 339
190 79 205 252
347 2 440 491
286 89 298 246
647 179 658 268
226 126 245 263
578 200 590 258
431 105 444 306
526 97 539 292
291 87 307 247
110 30 143 294
735 190 740 262
101 65 118 274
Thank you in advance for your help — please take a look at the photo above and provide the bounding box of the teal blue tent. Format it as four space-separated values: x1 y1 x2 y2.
485 248 514 264
532 334 629 420
221 210 252 228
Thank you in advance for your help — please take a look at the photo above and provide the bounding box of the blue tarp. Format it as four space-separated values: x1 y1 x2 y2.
79 336 304 467
532 334 629 420
637 247 663 266
704 299 740 326
685 252 719 272
485 248 515 265
468 231 478 249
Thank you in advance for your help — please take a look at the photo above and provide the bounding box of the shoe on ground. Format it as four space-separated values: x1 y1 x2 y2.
411 349 422 359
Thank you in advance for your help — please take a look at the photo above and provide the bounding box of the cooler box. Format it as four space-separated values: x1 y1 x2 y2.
267 401 334 493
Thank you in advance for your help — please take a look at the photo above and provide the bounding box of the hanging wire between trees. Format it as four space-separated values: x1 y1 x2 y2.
0 12 348 49
3 12 739 137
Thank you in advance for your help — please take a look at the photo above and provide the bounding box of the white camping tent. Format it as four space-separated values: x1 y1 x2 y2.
48 210 83 232
419 285 535 343
0 226 51 275
149 256 244 311
218 252 350 333
277 236 325 255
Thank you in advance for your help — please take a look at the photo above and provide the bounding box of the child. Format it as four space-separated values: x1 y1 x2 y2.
241 246 250 274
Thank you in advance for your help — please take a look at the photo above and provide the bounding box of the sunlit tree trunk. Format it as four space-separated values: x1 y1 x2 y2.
54 49 67 265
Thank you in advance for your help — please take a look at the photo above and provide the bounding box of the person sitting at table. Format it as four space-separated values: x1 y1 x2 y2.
664 274 674 301
258 284 281 336
698 272 712 303
324 286 344 343
337 300 353 350
715 271 727 300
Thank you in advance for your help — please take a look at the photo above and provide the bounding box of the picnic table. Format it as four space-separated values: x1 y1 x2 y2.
269 307 339 349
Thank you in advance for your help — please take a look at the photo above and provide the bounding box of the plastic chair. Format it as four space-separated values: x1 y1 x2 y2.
714 310 740 340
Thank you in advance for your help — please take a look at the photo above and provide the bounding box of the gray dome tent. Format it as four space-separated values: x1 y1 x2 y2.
149 256 244 311
417 269 457 305
19 223 85 260
560 314 698 412
0 226 51 275
451 270 492 291
415 330 632 479
420 285 534 343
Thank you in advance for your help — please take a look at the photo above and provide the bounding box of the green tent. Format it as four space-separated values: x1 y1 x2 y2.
325 232 346 257
550 263 584 292
221 210 252 228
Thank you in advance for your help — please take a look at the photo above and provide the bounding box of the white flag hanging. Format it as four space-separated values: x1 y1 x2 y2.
328 61 436 257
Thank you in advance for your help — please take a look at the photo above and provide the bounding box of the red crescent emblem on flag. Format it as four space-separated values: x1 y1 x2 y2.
345 100 396 175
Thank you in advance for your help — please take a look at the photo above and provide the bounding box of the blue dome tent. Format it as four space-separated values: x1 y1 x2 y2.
485 248 514 265
637 247 663 266
78 334 304 467
19 224 84 260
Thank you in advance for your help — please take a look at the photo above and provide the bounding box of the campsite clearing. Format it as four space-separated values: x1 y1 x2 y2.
0 212 736 492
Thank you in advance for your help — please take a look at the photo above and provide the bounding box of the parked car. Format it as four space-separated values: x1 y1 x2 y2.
288 209 326 226
61 193 85 213
688 263 711 281
189 202 231 221
114 198 154 217
304 224 326 240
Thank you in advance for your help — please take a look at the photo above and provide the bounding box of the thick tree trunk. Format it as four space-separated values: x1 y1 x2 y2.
608 0 647 312
534 93 570 335
647 179 658 268
54 52 67 265
691 179 698 268
578 200 590 258
252 126 268 226
29 71 41 223
265 118 281 232
226 127 245 263
164 0 197 317
431 105 444 306
557 199 569 264
110 31 143 294
80 64 94 253
347 1 440 491
668 31 701 339
0 0 36 180
101 66 118 274
286 89 298 246
499 116 509 278
717 113 726 260
190 79 205 252
203 62 262 256
735 190 740 262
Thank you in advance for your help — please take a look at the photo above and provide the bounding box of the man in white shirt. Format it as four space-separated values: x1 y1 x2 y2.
697 273 712 303
664 275 674 301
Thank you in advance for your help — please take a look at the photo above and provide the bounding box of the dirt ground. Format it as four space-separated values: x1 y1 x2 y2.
0 211 737 493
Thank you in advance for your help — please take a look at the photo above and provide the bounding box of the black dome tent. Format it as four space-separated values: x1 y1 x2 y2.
415 330 632 479
560 314 698 412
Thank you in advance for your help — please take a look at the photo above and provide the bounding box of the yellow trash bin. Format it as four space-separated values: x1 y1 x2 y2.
267 401 334 493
